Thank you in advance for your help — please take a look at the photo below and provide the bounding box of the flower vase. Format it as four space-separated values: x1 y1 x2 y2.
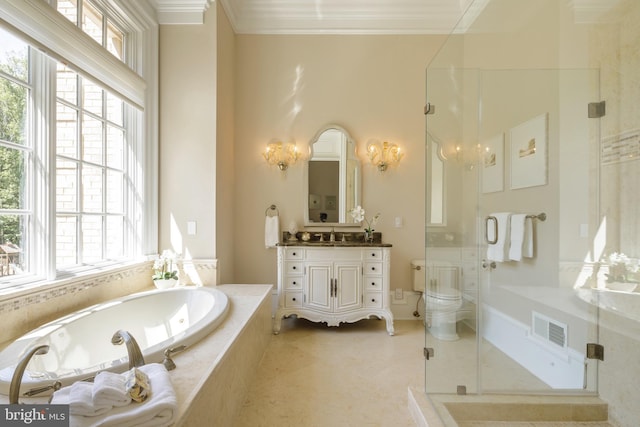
153 278 178 290
364 231 373 243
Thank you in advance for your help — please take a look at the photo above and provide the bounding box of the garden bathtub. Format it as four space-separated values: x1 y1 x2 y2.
0 286 229 396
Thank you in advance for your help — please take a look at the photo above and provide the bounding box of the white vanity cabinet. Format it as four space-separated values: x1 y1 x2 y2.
274 245 394 335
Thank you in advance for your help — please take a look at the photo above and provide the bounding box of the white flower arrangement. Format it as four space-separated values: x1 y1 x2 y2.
605 252 640 283
152 249 179 280
349 205 380 234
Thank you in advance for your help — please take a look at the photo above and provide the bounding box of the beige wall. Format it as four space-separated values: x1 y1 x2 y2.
158 12 445 291
232 34 446 290
215 2 236 284
159 6 218 271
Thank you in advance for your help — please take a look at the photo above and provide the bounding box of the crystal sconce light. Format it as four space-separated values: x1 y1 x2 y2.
263 139 299 171
366 140 403 172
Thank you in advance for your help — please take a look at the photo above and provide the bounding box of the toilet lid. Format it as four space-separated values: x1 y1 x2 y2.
426 287 461 300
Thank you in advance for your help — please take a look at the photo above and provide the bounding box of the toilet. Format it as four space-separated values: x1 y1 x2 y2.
412 259 470 341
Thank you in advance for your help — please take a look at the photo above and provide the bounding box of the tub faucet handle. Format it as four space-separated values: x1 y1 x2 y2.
162 345 187 371
24 381 62 397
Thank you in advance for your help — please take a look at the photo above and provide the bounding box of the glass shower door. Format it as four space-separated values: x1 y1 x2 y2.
425 66 603 395
475 68 601 393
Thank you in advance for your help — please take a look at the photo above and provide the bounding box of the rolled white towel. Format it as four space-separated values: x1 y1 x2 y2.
93 370 131 407
51 380 112 417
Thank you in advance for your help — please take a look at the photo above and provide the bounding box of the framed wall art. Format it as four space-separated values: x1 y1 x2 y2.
510 113 548 190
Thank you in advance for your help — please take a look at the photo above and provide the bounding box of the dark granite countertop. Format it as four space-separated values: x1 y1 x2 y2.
276 231 391 247
276 231 392 248
277 241 392 248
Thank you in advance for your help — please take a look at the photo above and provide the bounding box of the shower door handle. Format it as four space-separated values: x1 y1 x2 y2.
485 216 498 244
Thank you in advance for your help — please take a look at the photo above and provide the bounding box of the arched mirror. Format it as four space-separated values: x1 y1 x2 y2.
304 125 361 226
427 133 447 226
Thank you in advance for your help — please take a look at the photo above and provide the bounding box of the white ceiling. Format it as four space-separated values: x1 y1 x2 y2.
151 0 477 34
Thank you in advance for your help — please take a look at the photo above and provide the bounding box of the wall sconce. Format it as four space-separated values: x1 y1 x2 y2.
263 139 299 171
366 140 403 172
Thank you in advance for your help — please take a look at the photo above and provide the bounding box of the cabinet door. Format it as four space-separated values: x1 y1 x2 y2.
334 262 362 312
306 263 332 312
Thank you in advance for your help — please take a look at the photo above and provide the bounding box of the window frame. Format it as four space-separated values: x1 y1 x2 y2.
0 0 158 289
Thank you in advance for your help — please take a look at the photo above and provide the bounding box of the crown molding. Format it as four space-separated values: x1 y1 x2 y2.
149 0 213 25
218 0 472 35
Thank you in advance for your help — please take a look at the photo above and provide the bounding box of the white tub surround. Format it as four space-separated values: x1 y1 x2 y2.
0 284 273 427
0 286 229 396
482 304 588 389
275 245 395 335
170 284 273 426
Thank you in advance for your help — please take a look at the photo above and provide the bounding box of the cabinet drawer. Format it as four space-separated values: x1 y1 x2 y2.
364 277 382 291
285 249 304 260
285 291 303 308
285 261 304 275
364 262 383 275
285 276 303 289
364 293 383 308
364 249 382 260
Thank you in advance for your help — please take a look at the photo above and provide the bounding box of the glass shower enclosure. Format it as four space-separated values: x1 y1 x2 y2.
424 0 640 424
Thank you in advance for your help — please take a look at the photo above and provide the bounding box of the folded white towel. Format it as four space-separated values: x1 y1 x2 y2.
265 215 280 248
487 212 512 262
51 381 111 417
509 214 533 261
93 370 131 407
95 363 176 427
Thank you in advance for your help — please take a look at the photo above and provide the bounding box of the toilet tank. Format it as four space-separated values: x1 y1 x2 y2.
411 260 426 292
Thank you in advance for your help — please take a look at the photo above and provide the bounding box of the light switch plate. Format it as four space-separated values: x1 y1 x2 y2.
187 221 197 235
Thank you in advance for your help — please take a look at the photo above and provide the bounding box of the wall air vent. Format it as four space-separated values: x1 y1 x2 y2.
532 311 567 348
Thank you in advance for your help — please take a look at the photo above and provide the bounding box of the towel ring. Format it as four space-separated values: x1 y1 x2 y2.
265 205 279 217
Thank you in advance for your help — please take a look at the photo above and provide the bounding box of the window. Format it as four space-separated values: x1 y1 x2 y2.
0 0 152 286
55 65 127 268
0 30 30 279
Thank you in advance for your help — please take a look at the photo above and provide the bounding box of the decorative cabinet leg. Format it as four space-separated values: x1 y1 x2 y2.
386 318 395 336
273 316 282 335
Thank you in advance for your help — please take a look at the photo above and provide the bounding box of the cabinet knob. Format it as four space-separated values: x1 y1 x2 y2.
292 252 297 256
292 281 297 285
292 297 296 301
371 282 376 286
371 298 376 302
371 267 376 271
292 266 297 270
371 253 376 257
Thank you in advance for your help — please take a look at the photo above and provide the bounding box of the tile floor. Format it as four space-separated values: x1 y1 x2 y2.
234 317 613 427
234 317 423 426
